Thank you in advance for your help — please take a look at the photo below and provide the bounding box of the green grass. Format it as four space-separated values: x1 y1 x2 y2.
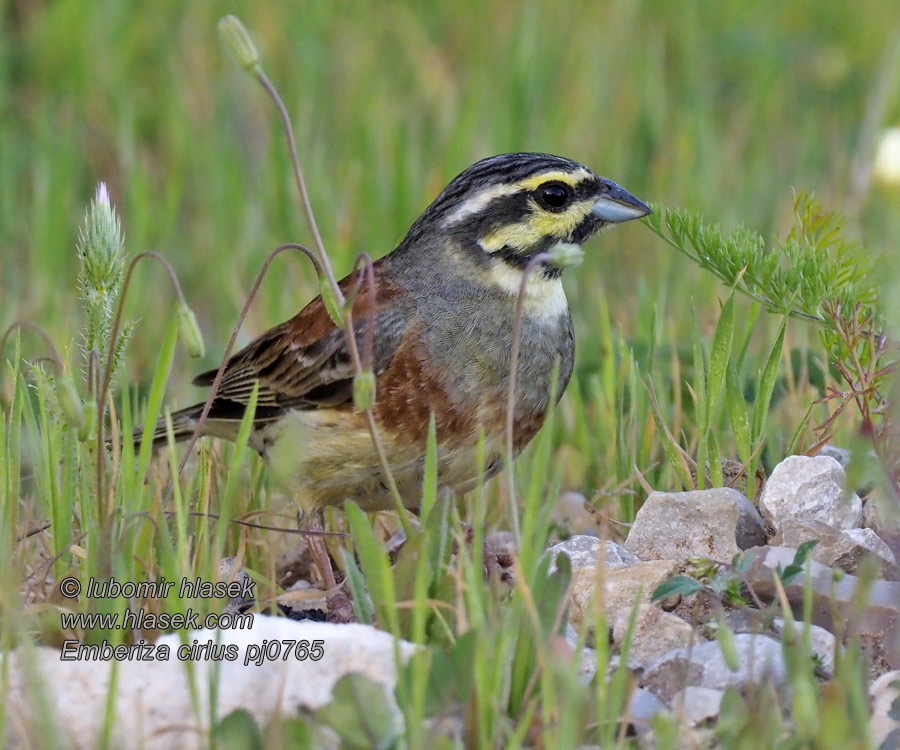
2 0 900 747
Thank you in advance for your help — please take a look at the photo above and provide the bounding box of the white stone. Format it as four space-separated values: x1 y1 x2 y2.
871 670 900 748
2 617 415 749
774 520 897 577
676 686 724 726
642 635 787 703
613 604 696 669
547 535 640 573
625 488 766 562
864 490 900 538
771 618 838 673
627 688 668 734
760 455 862 533
569 560 677 634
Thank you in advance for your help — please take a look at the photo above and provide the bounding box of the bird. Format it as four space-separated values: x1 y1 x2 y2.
148 152 649 613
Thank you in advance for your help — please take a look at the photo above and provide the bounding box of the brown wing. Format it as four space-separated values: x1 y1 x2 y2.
192 261 413 418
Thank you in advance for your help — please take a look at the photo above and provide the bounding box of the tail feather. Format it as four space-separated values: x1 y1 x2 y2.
133 404 205 450
132 400 285 451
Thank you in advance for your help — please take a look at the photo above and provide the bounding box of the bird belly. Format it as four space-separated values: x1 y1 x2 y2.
263 409 505 513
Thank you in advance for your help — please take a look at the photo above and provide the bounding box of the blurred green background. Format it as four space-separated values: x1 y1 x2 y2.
2 0 899 465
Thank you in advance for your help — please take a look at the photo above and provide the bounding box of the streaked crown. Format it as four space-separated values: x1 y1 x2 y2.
399 153 649 270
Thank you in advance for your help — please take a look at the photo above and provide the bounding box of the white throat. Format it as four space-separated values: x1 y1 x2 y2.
487 261 569 320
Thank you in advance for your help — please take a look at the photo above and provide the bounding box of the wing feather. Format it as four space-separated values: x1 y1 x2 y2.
192 262 412 416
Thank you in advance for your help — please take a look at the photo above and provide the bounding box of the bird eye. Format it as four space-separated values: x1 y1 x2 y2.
536 182 571 211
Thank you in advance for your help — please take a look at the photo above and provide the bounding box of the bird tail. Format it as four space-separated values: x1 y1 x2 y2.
133 403 206 450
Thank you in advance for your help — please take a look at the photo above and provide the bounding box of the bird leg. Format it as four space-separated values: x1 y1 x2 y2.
302 510 354 623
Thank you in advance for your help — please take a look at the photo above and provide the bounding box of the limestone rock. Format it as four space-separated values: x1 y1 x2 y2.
870 670 900 749
864 489 900 544
675 686 724 727
625 488 766 563
760 455 862 533
562 624 600 684
817 445 851 471
570 560 677 633
626 688 668 734
742 546 900 670
2 617 415 749
773 518 897 578
770 618 837 673
613 604 697 668
547 535 640 573
642 634 787 703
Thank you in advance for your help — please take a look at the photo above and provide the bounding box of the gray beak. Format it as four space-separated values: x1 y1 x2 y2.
592 181 651 223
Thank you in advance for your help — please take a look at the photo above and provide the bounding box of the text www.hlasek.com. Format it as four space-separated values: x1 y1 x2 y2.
58 575 325 664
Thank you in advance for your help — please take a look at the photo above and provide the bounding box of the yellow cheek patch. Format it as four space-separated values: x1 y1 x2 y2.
480 199 595 253
515 169 592 191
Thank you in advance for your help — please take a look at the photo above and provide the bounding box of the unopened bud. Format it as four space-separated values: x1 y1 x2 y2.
57 372 84 430
353 369 376 411
715 621 740 672
547 242 584 269
79 399 97 442
320 277 344 326
177 303 205 359
218 16 261 74
77 182 124 290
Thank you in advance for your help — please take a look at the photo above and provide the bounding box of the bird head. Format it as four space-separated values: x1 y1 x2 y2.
402 152 650 278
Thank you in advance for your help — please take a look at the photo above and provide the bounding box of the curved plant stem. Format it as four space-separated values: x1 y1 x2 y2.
505 252 551 545
97 251 189 526
345 253 411 538
255 70 344 308
0 320 65 371
252 63 413 536
175 243 321 480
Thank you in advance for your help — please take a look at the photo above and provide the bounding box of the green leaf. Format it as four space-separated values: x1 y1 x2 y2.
691 300 707 431
339 548 375 625
777 539 819 584
212 709 263 750
706 291 735 425
135 313 178 482
707 430 724 488
214 381 258 556
726 359 751 463
345 501 398 634
751 318 787 442
652 575 702 601
424 491 450 595
420 413 438 522
314 674 401 750
646 381 693 490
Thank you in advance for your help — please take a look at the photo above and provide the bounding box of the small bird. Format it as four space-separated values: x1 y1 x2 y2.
151 153 649 606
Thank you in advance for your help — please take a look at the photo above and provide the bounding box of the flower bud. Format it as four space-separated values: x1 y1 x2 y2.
77 182 125 292
320 277 344 326
177 303 205 359
79 399 97 443
547 242 584 269
353 369 376 411
57 372 84 431
218 16 261 74
715 621 740 672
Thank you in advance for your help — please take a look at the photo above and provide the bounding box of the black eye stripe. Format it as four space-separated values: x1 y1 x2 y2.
534 181 572 212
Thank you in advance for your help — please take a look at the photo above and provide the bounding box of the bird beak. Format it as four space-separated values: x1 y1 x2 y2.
591 181 652 223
